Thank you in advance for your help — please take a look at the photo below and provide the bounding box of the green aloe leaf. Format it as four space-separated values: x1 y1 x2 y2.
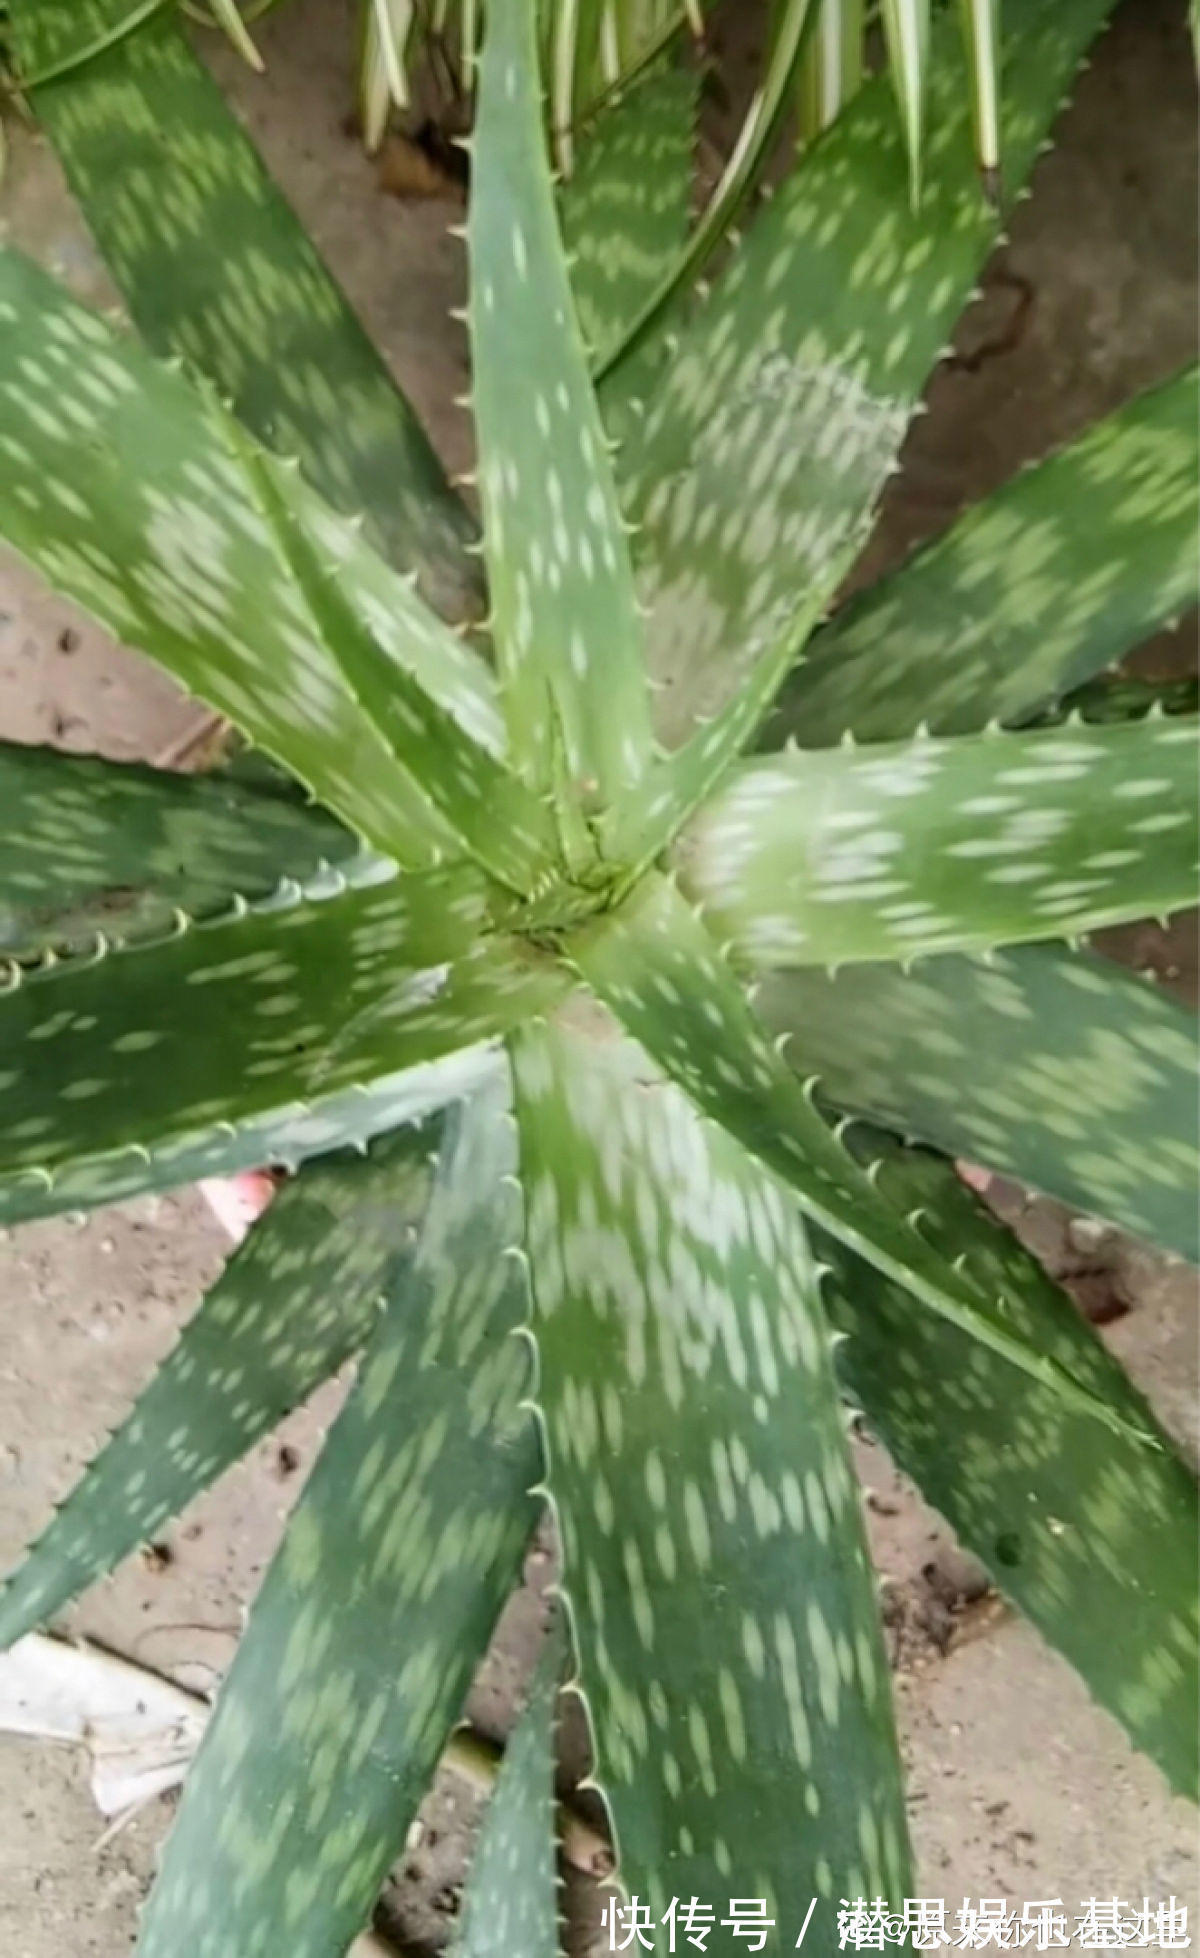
229 419 559 893
760 945 1200 1262
560 59 697 382
594 0 818 386
615 0 1116 853
1039 671 1198 729
0 1126 435 1648
9 0 477 617
678 713 1198 966
0 867 563 1225
820 1132 1199 1796
512 1014 910 1922
555 2 699 153
552 4 697 166
0 248 503 868
456 1628 562 1958
469 0 652 839
0 740 360 962
136 1080 540 1958
767 367 1200 749
570 873 1147 1428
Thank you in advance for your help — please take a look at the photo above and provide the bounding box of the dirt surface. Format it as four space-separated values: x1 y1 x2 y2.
0 1 1196 1953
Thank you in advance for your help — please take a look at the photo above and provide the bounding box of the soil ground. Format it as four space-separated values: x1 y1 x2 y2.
0 2 1196 1953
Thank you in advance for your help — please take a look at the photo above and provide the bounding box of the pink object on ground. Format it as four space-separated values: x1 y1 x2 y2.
955 1161 993 1196
198 1171 278 1244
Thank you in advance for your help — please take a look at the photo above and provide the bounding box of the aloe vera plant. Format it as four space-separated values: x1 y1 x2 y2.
0 0 1196 1949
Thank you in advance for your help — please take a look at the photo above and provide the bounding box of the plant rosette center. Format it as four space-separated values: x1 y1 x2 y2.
492 849 639 949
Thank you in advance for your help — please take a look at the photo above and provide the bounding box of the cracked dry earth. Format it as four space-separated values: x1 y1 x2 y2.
0 0 1196 1952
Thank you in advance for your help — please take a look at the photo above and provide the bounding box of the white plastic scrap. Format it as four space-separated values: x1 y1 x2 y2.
0 1633 396 1956
0 1632 205 1815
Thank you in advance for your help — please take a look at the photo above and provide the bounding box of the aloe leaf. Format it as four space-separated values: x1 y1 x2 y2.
821 1132 1199 1796
9 0 477 617
1040 671 1198 729
571 873 1152 1431
0 1037 498 1231
0 741 361 962
0 248 502 867
616 0 1117 849
576 0 701 120
594 0 818 385
767 367 1200 749
456 1629 562 1958
760 945 1199 1262
229 419 559 893
560 59 697 380
0 868 563 1225
468 0 652 837
678 713 1198 967
136 1080 540 1958
512 1014 910 1921
0 1126 436 1648
879 0 931 203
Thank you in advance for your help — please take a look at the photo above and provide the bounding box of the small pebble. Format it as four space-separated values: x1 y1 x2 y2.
1066 1215 1112 1255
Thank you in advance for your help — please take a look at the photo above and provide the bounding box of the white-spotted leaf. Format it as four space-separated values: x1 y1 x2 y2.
0 741 359 962
0 1127 435 1647
0 868 564 1225
614 0 1118 862
594 0 818 385
819 1132 1198 1797
229 418 559 891
679 713 1198 966
513 1014 910 1920
10 0 478 617
469 0 652 844
456 1627 563 1957
0 251 506 867
761 946 1200 1262
767 366 1200 748
136 1080 540 1958
560 57 697 386
571 872 1158 1429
